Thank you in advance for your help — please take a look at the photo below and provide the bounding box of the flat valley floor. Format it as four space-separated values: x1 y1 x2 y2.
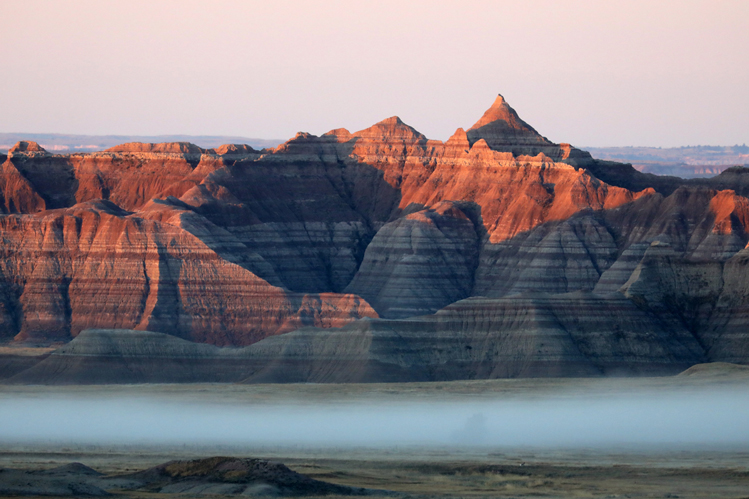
2 368 749 498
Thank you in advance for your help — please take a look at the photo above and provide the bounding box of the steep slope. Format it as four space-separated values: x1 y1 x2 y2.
2 94 749 378
179 108 651 317
344 201 481 318
0 200 376 345
465 94 592 163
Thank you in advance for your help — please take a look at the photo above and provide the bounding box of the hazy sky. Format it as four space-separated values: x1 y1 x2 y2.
1 0 747 147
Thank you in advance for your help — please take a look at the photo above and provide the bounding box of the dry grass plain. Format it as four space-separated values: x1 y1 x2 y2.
2 365 749 498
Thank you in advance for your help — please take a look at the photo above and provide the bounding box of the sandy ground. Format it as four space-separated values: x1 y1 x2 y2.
2 370 749 498
0 346 56 357
2 365 749 402
2 444 749 498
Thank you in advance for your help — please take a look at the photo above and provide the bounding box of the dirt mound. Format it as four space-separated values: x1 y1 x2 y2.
0 457 387 496
0 465 109 496
128 456 373 496
678 362 749 378
39 462 103 476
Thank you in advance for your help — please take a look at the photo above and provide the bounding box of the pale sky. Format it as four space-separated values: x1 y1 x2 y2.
1 0 747 147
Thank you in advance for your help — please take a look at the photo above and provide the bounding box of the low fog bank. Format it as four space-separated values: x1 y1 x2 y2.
2 387 748 450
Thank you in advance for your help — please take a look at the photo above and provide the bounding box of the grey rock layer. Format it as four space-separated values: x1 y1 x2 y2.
3 95 749 380
11 293 706 384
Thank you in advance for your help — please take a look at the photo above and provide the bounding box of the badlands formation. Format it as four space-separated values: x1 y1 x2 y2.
2 95 749 382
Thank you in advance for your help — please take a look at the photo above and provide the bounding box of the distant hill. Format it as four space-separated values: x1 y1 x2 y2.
4 134 745 179
0 133 283 153
586 145 749 178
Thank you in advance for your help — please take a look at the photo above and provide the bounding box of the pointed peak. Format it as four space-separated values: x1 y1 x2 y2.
377 116 404 126
490 94 507 108
446 128 469 145
468 94 527 132
471 138 491 149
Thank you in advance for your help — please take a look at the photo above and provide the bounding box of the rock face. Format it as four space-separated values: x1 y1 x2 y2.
2 94 749 380
0 202 376 345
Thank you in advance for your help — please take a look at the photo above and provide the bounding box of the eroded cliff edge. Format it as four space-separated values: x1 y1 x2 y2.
2 95 749 379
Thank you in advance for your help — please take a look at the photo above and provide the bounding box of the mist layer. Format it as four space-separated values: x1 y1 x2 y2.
2 388 748 450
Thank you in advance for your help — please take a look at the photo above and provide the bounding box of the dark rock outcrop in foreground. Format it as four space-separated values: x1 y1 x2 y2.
126 456 373 496
2 94 749 380
0 457 378 497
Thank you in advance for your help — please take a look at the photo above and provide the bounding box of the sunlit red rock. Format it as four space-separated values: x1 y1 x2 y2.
1 95 749 374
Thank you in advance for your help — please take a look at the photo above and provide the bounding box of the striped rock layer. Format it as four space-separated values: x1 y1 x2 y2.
2 95 749 379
